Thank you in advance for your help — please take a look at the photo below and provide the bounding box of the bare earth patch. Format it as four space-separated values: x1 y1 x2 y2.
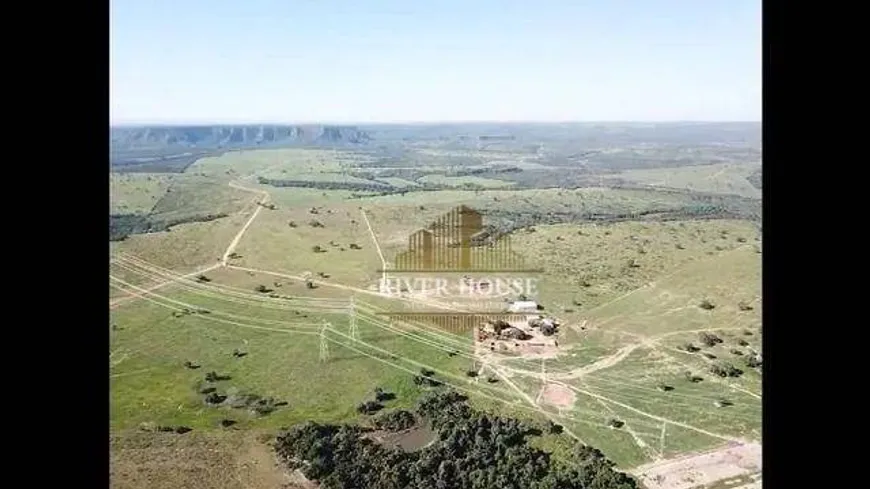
539 383 576 409
632 442 761 489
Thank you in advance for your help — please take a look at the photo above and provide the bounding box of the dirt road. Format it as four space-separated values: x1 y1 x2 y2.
222 182 270 266
110 181 267 308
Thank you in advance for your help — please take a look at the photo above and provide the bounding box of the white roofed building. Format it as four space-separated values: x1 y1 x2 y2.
508 301 539 313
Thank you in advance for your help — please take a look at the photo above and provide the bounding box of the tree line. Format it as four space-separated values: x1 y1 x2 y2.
275 389 637 489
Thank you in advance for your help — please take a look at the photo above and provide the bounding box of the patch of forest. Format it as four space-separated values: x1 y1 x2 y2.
256 176 393 192
110 151 223 173
109 212 229 241
275 389 637 489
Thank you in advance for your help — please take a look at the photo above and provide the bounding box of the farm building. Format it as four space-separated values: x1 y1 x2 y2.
508 301 539 313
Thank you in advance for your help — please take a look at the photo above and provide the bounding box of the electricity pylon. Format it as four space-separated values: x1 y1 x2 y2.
319 322 330 362
348 296 358 340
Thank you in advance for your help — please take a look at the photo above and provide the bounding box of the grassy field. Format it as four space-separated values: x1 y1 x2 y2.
109 147 761 476
110 212 250 275
228 196 383 289
111 173 174 214
109 267 523 433
149 174 254 221
581 243 761 336
186 148 372 179
616 162 762 199
111 429 291 489
512 219 760 316
491 241 761 468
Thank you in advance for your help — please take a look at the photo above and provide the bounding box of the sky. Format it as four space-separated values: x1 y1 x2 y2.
110 0 761 124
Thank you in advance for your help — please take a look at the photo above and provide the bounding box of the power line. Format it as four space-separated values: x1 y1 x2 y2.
320 322 330 362
349 296 358 340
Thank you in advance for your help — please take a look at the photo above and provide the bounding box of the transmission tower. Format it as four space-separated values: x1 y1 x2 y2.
319 322 330 362
348 296 358 340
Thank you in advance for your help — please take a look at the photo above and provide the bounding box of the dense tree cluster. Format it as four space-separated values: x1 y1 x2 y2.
257 176 393 192
698 332 723 346
275 390 638 489
745 354 762 368
109 212 228 241
709 362 743 378
373 410 417 432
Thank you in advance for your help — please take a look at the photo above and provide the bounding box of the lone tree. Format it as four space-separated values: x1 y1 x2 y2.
373 387 395 402
699 300 716 310
709 362 743 378
684 371 704 383
205 371 230 382
698 332 723 347
205 392 227 405
746 354 762 368
255 284 272 293
312 245 326 253
356 400 383 415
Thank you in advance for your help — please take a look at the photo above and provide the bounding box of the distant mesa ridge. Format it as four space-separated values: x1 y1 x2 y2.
111 124 371 149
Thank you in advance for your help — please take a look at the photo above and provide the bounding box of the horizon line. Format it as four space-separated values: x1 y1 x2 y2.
110 119 762 127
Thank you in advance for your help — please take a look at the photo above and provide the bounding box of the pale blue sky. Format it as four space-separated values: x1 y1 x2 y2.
110 0 761 124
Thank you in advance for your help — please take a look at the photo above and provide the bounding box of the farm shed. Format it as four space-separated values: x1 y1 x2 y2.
508 301 539 313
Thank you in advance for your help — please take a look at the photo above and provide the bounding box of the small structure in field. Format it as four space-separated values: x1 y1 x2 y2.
508 301 539 313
